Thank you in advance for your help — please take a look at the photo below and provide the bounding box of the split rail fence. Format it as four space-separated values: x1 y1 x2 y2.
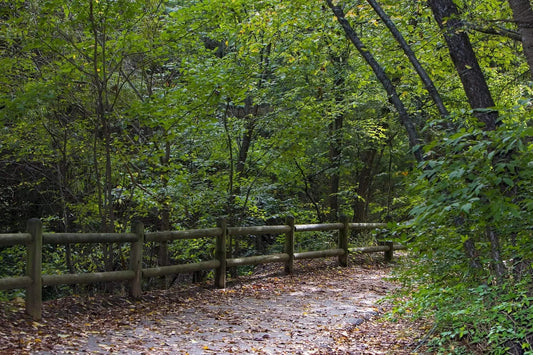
0 216 405 320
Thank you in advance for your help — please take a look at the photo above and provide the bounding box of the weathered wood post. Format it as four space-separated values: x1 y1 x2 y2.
130 221 144 298
284 216 295 274
379 241 394 262
215 218 227 288
338 215 349 267
26 218 42 320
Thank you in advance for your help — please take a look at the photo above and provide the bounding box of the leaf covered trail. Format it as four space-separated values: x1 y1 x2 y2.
1 256 428 354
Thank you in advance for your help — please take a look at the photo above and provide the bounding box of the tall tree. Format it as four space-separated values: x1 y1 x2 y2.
428 0 498 130
326 0 423 161
365 0 449 120
429 0 508 278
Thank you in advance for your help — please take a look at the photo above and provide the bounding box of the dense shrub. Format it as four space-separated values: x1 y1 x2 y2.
393 116 533 354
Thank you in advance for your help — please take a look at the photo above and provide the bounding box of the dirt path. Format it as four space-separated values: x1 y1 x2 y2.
1 257 428 354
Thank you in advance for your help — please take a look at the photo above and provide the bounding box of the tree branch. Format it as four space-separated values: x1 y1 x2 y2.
470 24 521 41
325 0 423 161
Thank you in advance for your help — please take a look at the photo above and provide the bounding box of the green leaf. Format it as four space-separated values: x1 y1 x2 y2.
460 202 472 214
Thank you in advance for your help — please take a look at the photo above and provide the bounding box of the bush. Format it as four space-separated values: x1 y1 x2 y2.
392 116 533 354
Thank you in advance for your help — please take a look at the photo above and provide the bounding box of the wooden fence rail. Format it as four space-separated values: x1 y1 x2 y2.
0 217 405 320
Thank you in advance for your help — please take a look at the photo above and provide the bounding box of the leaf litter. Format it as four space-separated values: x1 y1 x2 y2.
0 254 429 354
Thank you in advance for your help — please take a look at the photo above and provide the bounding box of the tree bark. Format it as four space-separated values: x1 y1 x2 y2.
427 0 498 131
487 227 506 280
506 0 533 80
326 0 423 161
366 0 450 120
463 238 482 270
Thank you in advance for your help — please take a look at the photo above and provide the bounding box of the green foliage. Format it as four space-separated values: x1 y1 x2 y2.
0 246 26 301
393 106 533 353
2 4 530 341
170 239 215 264
394 279 533 354
295 231 337 253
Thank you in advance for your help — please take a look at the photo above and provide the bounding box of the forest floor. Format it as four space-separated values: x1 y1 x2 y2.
0 254 430 354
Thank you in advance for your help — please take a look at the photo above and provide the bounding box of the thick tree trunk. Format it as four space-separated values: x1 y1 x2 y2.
428 0 498 130
326 0 422 161
507 0 533 80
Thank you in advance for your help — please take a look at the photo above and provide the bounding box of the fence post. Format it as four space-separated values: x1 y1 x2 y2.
284 216 295 274
379 241 394 262
338 215 349 267
130 221 144 298
215 218 227 288
26 218 42 320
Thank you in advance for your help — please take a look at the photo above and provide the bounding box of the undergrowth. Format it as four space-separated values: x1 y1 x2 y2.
390 113 533 354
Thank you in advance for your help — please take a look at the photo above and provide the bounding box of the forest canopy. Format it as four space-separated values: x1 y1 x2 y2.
1 0 532 353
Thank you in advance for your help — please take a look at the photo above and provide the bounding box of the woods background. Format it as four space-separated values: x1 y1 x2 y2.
1 0 532 353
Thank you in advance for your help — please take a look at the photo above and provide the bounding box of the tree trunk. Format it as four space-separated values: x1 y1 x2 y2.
428 0 498 131
236 99 255 179
429 0 508 280
487 227 506 280
463 238 482 270
328 112 343 222
294 159 325 223
507 0 533 80
328 65 346 222
326 0 423 161
352 148 380 223
90 0 115 279
366 0 450 120
158 140 171 286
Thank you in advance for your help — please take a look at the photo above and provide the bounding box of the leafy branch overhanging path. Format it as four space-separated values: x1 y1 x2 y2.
1 256 428 354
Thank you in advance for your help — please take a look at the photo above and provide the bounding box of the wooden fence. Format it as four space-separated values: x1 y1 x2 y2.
0 216 405 320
